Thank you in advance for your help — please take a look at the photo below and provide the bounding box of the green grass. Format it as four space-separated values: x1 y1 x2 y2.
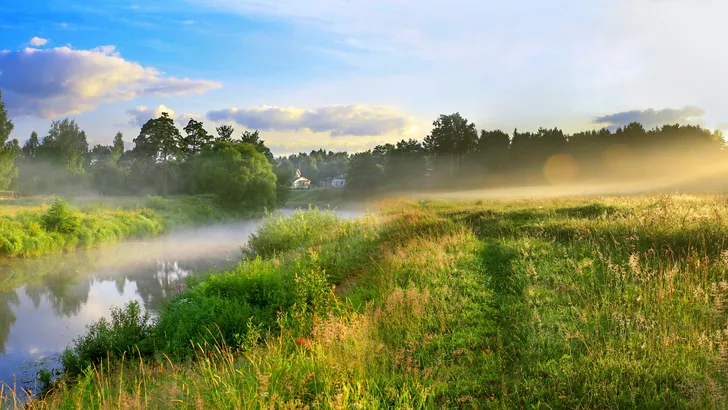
0 195 235 260
6 194 728 409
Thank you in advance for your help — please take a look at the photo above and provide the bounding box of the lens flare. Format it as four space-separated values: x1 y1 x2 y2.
543 153 579 185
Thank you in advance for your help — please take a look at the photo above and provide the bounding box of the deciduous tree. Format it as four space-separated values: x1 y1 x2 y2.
0 90 18 190
192 141 276 210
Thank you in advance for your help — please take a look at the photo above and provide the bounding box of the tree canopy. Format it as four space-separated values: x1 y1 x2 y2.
192 141 277 210
0 90 18 190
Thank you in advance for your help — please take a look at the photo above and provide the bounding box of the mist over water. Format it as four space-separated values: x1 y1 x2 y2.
0 208 363 391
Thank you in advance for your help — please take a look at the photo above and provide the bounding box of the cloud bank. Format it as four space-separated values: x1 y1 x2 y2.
594 106 705 129
0 46 221 118
206 105 411 136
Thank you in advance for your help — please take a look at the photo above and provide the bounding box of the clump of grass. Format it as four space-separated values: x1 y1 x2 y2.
245 207 344 258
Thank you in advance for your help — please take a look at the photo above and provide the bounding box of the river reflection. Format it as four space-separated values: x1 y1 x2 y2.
0 208 367 390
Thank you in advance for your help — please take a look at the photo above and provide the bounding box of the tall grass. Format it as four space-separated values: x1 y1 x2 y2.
0 196 233 259
6 194 728 408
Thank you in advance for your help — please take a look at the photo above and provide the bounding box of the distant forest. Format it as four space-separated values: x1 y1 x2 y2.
1 89 726 207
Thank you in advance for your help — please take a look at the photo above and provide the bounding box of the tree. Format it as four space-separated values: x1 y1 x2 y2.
477 129 511 177
215 125 234 142
182 119 211 155
0 90 17 190
88 144 124 195
297 154 318 182
0 91 11 147
133 112 183 196
389 139 427 188
345 151 384 197
192 141 276 210
39 118 89 177
423 113 478 178
272 165 293 206
22 132 40 159
372 143 395 170
240 130 273 162
89 144 114 166
112 132 125 161
15 132 42 194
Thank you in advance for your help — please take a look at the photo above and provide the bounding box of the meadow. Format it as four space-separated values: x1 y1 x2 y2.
5 193 728 409
0 196 236 260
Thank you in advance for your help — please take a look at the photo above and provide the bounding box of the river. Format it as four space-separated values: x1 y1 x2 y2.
0 208 364 392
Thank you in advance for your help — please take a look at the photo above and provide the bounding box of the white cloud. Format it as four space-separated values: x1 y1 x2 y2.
0 45 222 118
127 105 204 128
127 104 176 127
29 37 48 46
206 105 413 137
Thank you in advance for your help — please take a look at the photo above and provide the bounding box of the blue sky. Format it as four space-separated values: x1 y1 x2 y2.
1 0 726 155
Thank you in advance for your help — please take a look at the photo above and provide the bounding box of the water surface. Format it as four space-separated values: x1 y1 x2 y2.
0 208 363 391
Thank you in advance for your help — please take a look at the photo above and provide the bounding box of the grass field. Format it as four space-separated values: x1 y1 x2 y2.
0 195 235 260
5 194 728 409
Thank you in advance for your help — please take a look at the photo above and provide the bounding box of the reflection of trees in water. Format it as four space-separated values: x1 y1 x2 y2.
41 277 92 317
114 276 125 294
0 244 232 356
0 291 20 353
132 261 197 311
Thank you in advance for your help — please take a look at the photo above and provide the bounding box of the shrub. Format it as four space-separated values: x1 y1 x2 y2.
61 300 154 376
245 208 342 258
155 258 295 357
40 198 81 235
154 294 259 358
288 264 337 335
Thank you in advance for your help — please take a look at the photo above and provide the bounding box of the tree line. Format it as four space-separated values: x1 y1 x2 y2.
342 113 727 196
0 91 288 210
2 88 726 204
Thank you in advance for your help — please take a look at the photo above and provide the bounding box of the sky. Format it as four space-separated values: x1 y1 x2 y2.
0 0 726 156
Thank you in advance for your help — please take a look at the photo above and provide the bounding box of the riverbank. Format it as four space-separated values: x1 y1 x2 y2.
7 194 728 408
286 188 350 208
0 196 238 260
